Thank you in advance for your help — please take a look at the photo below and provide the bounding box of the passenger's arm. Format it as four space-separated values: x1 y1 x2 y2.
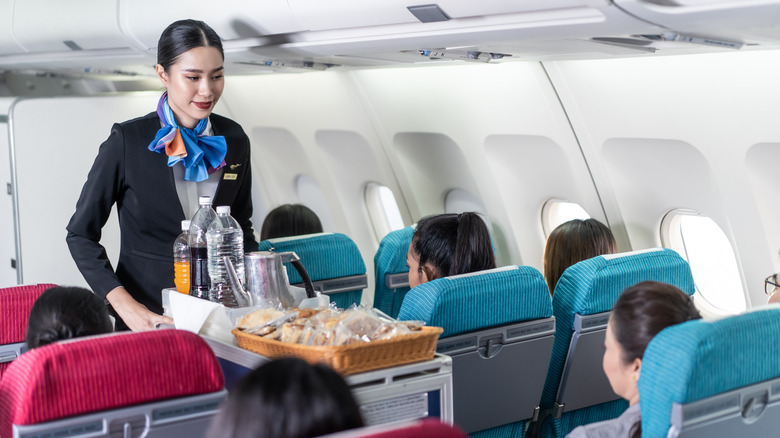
106 287 173 331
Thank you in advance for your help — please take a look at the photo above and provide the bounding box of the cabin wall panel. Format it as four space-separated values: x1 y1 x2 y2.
220 73 410 304
349 62 606 270
8 93 160 287
546 50 780 307
0 98 17 286
745 143 780 267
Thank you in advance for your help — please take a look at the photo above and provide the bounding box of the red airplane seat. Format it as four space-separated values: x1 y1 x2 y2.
320 418 467 438
0 329 225 438
0 283 57 377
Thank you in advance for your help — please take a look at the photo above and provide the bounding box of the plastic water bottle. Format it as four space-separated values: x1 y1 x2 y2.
173 220 191 294
207 205 245 307
189 196 216 299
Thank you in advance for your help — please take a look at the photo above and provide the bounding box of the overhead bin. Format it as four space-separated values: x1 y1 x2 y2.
288 0 609 31
255 0 666 60
13 0 129 52
613 0 780 46
118 0 305 52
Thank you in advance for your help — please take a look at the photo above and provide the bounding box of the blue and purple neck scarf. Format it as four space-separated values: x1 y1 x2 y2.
147 92 227 182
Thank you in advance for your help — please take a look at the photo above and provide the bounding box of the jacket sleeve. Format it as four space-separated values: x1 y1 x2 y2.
66 123 126 298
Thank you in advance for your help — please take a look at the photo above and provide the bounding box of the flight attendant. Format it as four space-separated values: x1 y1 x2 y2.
67 19 259 331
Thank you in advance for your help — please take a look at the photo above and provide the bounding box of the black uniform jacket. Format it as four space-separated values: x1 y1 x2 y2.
66 111 259 316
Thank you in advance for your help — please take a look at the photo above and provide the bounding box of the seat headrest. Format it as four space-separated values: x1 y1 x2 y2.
257 232 366 283
374 226 414 276
0 329 223 434
0 284 58 345
398 266 552 337
639 308 780 437
553 248 694 316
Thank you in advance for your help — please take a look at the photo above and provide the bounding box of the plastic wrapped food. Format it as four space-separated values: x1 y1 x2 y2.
238 304 426 346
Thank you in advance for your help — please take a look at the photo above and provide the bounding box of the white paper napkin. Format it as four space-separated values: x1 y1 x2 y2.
169 292 222 332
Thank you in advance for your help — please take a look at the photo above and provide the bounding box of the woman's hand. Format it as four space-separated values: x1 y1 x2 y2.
106 286 174 331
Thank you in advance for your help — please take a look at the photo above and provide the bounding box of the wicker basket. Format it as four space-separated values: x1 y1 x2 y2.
232 326 443 375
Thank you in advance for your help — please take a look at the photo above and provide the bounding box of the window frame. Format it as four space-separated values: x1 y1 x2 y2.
660 209 746 316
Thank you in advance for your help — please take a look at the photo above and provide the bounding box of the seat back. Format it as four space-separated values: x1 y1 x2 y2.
538 248 695 438
373 226 414 318
398 265 554 436
0 283 57 377
640 308 780 438
0 329 225 438
257 233 367 309
318 418 467 438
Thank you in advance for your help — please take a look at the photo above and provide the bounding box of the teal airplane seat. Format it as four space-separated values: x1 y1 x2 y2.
373 226 414 318
257 232 367 309
640 307 780 438
535 248 695 438
399 265 555 438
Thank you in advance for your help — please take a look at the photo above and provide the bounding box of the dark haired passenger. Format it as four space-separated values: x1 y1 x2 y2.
406 212 496 288
566 281 701 438
260 203 323 241
206 358 364 438
766 272 780 304
67 19 259 331
544 218 617 295
26 286 114 349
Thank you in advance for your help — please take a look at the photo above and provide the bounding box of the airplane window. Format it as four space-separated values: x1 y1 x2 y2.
541 199 590 238
365 183 405 242
661 210 746 315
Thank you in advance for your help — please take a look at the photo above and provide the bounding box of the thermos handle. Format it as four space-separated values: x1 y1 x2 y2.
280 251 317 299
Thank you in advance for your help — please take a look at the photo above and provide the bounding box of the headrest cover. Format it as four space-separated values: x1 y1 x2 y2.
541 248 694 407
640 308 780 437
374 226 414 277
258 232 366 283
0 329 224 433
0 284 57 344
398 266 552 337
553 248 694 317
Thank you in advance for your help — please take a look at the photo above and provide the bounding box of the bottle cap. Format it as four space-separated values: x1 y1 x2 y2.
216 206 231 214
198 196 212 206
181 220 191 231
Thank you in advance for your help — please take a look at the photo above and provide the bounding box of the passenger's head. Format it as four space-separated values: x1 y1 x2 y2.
766 272 780 304
260 204 323 241
207 358 364 438
156 19 224 129
604 281 700 406
407 212 496 288
543 218 617 295
26 286 113 349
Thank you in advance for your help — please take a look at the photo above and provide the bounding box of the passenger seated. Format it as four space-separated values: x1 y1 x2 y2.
406 212 496 288
566 281 701 438
206 357 364 438
543 218 617 295
260 203 324 240
25 286 113 349
766 272 780 304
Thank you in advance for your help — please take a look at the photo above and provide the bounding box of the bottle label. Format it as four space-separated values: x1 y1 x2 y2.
190 245 211 294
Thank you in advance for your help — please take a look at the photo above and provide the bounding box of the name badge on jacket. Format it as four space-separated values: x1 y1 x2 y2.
223 173 238 180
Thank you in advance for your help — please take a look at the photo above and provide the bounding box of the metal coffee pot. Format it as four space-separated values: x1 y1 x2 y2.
243 251 316 308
